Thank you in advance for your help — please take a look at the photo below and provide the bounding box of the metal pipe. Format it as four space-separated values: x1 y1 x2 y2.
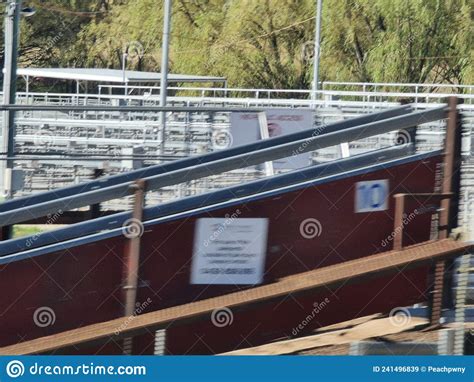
0 145 417 257
257 111 274 176
159 0 172 155
1 0 21 199
8 86 474 103
430 96 460 326
392 194 405 251
0 105 412 213
122 52 128 90
122 179 145 355
0 105 266 112
0 106 446 226
311 0 322 99
392 192 454 251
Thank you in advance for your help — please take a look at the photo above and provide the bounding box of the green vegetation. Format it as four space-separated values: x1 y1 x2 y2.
12 225 43 238
8 0 474 90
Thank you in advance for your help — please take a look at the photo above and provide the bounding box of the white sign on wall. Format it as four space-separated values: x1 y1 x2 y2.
230 109 313 169
190 218 269 285
355 179 389 213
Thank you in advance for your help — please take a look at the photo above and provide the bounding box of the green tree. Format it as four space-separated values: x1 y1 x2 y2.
10 1 110 67
5 0 472 91
322 0 472 87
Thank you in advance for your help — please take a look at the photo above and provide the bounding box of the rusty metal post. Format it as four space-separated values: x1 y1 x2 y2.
430 96 460 326
392 194 406 251
122 179 146 354
439 97 460 239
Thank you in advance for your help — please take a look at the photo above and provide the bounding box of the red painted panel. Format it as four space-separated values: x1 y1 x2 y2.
0 154 442 353
161 266 431 355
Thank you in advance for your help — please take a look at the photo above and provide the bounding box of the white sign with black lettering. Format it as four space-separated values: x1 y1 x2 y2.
191 218 269 285
355 179 389 213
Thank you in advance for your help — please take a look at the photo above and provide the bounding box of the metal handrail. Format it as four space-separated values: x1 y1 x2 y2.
0 144 417 257
321 81 474 90
0 105 446 226
0 105 267 112
0 105 412 213
91 84 474 101
10 90 474 109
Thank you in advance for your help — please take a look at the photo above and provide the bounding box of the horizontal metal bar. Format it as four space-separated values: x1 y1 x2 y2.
322 81 474 90
0 145 417 256
0 105 266 112
0 105 412 213
0 156 187 161
16 87 467 102
100 82 474 93
394 192 453 199
0 106 446 225
3 151 443 262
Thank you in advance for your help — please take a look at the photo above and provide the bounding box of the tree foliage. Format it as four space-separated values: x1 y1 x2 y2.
10 1 110 67
6 0 473 89
323 0 472 86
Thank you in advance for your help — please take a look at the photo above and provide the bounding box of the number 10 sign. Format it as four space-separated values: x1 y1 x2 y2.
355 179 389 213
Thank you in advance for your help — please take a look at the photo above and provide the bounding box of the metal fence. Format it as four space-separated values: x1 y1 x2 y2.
1 86 473 222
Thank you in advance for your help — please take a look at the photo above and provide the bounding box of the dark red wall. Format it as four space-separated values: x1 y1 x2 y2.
0 154 443 353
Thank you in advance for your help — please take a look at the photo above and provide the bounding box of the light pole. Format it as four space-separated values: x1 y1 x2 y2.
311 0 322 100
122 51 128 95
1 0 22 199
0 1 35 199
159 0 171 157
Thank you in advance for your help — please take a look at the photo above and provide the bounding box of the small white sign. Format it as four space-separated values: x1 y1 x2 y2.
230 109 313 169
355 179 389 213
191 218 269 285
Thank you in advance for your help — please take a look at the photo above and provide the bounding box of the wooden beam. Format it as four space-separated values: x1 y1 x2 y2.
223 316 428 355
0 239 470 355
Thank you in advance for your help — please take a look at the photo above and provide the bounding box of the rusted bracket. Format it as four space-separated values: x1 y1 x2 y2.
122 179 146 354
392 192 453 251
